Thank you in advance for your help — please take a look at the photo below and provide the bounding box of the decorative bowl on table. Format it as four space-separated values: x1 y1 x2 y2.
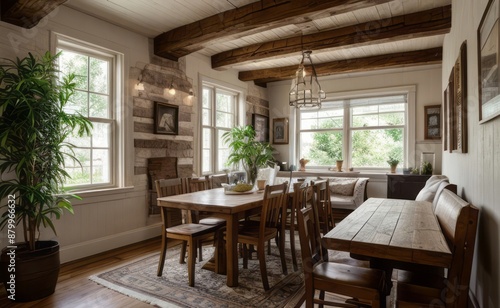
224 183 254 194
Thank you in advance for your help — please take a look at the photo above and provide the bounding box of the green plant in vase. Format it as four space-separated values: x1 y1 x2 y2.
222 125 274 185
387 157 400 173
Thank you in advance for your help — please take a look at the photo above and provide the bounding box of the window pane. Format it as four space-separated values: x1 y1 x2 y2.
217 129 230 171
216 93 234 113
202 128 212 173
202 88 211 108
59 50 88 90
92 149 110 183
352 128 404 167
202 108 211 125
299 131 343 166
301 109 343 129
92 122 111 148
89 58 109 94
216 111 233 128
65 148 91 185
67 90 89 116
89 93 109 118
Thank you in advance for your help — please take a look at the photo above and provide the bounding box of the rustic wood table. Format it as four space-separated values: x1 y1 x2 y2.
322 198 452 268
157 187 265 287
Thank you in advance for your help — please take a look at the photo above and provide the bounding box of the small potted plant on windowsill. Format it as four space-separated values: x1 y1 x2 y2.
0 52 92 301
387 157 400 173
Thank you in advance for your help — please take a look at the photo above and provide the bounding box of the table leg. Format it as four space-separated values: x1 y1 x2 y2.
226 214 239 287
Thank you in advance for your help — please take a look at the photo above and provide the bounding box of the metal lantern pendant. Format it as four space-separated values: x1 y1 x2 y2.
289 50 325 109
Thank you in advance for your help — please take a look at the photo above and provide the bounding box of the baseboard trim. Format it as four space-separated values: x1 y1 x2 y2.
59 224 161 263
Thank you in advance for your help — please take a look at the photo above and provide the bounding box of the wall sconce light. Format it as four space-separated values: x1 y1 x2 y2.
168 81 176 95
135 73 144 90
188 88 194 98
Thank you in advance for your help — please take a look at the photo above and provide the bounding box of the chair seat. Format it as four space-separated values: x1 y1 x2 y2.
313 262 385 299
237 226 277 243
166 223 218 236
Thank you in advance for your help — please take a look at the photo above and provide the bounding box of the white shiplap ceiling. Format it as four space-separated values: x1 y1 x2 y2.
64 0 451 78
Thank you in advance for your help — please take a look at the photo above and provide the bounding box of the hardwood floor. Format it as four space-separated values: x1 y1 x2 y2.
0 237 163 308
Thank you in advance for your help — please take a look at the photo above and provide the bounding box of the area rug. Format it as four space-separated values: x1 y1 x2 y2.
89 244 304 308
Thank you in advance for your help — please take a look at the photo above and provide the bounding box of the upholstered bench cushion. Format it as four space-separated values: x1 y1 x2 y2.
329 178 358 196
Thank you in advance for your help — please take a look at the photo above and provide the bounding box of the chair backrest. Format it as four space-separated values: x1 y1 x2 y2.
259 182 288 235
155 178 184 225
208 173 229 189
186 176 210 193
311 179 335 234
297 207 328 274
434 189 479 308
292 182 313 211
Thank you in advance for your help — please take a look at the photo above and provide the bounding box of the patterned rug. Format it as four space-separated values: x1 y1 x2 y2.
89 243 304 308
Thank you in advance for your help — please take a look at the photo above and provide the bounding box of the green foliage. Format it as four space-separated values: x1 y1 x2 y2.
387 157 400 166
0 51 92 250
222 125 274 183
421 161 433 175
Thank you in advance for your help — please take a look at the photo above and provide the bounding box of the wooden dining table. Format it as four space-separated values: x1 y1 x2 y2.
156 187 267 287
322 197 452 268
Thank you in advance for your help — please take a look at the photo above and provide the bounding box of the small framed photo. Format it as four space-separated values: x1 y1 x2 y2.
273 117 289 144
252 114 269 142
154 101 179 135
424 105 441 140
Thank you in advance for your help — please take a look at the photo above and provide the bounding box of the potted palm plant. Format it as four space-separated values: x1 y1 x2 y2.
222 125 274 185
0 52 92 301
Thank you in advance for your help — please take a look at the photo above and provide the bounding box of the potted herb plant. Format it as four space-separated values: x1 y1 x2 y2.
0 52 92 301
222 125 274 185
387 157 400 173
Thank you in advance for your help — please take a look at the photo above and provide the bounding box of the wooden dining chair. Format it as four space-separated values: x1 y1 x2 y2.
311 179 335 234
396 189 479 308
183 176 225 261
237 182 289 290
155 178 219 287
288 181 314 272
207 173 229 189
297 206 386 308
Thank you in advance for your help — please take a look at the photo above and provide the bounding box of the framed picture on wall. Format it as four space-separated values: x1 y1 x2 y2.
478 0 500 123
273 118 289 144
424 105 441 140
252 114 269 142
154 101 179 135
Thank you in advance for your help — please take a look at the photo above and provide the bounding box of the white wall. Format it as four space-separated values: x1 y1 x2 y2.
442 0 500 307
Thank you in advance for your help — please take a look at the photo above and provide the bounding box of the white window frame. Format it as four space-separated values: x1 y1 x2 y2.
295 86 416 171
198 76 245 175
53 33 126 192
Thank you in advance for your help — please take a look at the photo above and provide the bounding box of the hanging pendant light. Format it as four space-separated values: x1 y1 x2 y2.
289 50 325 109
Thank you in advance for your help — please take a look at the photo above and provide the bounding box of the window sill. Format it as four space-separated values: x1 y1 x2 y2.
67 186 136 206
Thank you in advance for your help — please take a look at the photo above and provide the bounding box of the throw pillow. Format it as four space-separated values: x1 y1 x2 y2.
329 178 358 196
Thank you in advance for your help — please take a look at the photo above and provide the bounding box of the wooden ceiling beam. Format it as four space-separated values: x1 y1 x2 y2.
213 5 451 69
239 47 443 85
0 0 67 29
154 0 394 61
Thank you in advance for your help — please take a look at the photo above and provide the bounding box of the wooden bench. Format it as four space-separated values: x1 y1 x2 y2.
396 189 479 308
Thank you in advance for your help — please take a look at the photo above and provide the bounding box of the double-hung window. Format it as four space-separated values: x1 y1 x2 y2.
201 83 239 174
298 94 407 170
56 37 118 189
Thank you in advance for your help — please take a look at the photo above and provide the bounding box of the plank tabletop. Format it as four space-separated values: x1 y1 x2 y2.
322 198 452 268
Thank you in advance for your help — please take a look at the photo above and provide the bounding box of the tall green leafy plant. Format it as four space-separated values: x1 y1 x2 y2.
222 125 274 184
0 52 92 251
